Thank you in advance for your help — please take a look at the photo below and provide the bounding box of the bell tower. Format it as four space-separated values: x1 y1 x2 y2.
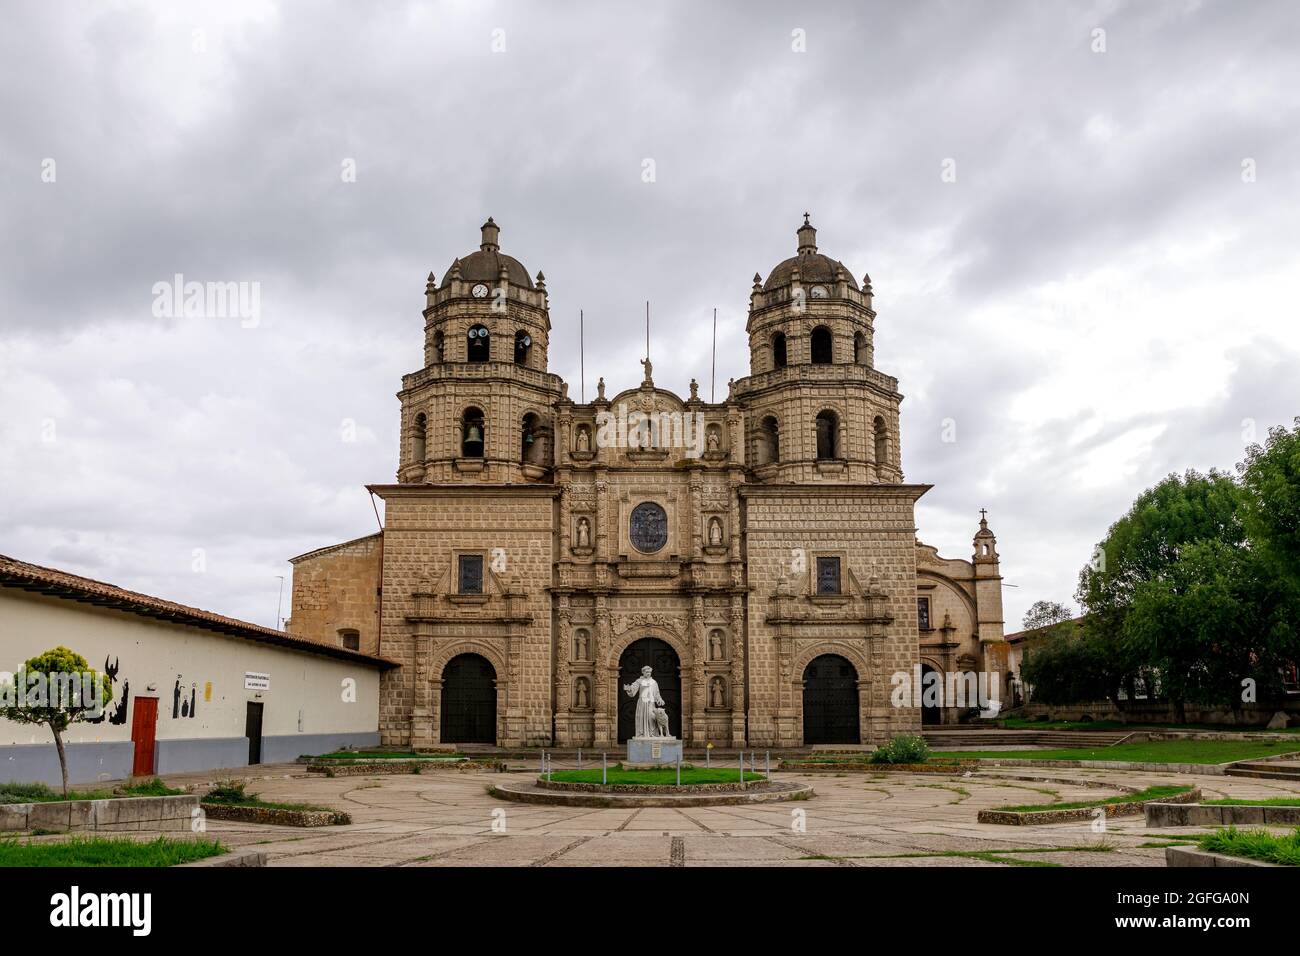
733 215 903 484
397 218 565 484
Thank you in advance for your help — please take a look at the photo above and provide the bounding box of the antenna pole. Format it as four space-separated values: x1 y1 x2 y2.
645 300 650 361
711 307 717 403
580 309 585 403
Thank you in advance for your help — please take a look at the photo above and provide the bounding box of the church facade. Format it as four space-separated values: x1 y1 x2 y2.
286 216 1007 749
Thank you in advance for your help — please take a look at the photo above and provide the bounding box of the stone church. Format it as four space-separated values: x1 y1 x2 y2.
286 216 1007 749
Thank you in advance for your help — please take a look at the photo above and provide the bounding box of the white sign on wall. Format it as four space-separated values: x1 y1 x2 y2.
244 671 270 691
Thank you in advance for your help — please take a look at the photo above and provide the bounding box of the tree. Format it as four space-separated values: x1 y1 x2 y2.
1076 470 1246 714
1021 600 1074 633
1240 417 1300 582
1019 627 1111 706
0 647 112 797
1125 540 1298 720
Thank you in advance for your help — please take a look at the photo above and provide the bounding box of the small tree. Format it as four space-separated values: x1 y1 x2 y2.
1021 600 1073 633
0 647 112 797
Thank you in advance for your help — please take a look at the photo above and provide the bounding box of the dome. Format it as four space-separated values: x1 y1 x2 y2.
762 214 859 292
440 218 534 290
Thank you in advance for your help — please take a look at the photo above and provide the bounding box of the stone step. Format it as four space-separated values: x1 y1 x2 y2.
1224 761 1300 779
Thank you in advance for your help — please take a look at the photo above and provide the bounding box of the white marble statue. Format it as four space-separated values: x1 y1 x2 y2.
623 665 669 738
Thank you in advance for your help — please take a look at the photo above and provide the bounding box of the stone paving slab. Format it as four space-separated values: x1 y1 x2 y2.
111 760 1300 867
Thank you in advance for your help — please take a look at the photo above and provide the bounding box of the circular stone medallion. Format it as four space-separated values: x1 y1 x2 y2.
629 501 668 553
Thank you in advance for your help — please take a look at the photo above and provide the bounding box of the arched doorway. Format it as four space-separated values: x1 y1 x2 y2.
921 664 942 726
618 638 681 743
440 654 496 744
802 654 859 744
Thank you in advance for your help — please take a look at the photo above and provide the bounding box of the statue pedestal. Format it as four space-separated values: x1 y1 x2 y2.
625 736 683 768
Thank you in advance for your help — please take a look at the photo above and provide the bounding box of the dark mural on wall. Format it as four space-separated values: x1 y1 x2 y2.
85 655 129 726
173 677 197 719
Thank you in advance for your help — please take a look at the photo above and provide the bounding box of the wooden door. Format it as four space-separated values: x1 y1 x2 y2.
439 654 497 744
802 655 860 745
130 697 158 776
245 702 264 765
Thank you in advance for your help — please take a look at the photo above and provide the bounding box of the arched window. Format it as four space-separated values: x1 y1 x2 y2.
816 410 838 459
873 415 888 471
412 412 427 463
461 407 485 457
433 331 445 364
467 325 490 362
772 332 787 369
761 415 780 464
854 331 866 364
811 326 833 364
514 330 532 367
521 412 541 463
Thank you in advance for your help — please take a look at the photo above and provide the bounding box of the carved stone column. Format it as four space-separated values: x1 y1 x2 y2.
553 597 572 746
689 598 707 746
593 596 613 747
729 596 747 748
409 622 435 750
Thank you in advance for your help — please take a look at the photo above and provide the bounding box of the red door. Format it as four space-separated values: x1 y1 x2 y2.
130 697 158 776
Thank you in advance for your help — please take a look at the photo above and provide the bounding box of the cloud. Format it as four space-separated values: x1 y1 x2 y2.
2 0 1297 630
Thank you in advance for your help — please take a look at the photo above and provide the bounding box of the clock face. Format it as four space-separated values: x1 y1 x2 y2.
471 283 489 299
810 285 829 299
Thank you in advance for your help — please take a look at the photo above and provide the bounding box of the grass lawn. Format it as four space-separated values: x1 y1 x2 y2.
1199 826 1300 866
309 750 467 761
547 764 765 785
1203 796 1300 807
0 778 185 805
937 739 1299 764
993 784 1192 813
0 835 226 867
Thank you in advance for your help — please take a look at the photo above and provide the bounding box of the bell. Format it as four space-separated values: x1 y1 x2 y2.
523 431 534 445
466 424 483 443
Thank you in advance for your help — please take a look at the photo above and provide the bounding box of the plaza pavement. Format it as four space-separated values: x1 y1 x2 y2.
138 760 1300 867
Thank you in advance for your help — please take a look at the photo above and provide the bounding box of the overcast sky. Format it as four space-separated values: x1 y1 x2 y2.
2 0 1297 632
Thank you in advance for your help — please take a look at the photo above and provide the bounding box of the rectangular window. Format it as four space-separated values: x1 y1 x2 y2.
458 554 484 594
917 597 931 630
338 629 360 651
816 556 841 595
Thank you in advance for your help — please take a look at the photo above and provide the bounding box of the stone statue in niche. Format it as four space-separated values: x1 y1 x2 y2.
706 426 720 451
711 678 725 708
709 630 724 660
574 630 588 661
708 517 723 546
576 427 590 452
575 678 589 709
576 517 591 548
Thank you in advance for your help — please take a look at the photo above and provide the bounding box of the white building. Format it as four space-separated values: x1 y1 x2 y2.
0 554 390 786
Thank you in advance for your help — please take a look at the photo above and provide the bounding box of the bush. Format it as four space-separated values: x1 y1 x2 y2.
204 779 248 803
869 734 931 765
0 782 57 804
